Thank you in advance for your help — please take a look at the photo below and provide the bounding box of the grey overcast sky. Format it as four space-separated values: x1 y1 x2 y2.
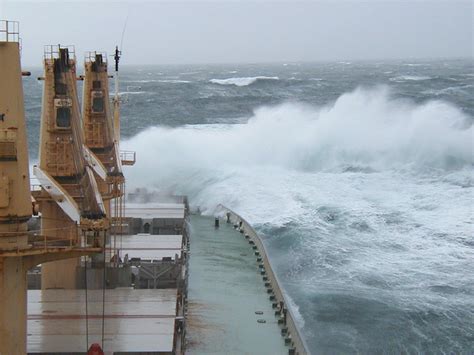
1 0 472 66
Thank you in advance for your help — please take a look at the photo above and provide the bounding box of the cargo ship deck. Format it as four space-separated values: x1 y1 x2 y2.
25 202 301 354
186 215 287 355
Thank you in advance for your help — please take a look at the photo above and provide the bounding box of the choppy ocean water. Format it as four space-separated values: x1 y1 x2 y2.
23 59 473 353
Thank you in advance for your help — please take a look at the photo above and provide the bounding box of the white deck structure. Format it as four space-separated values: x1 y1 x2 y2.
119 234 183 261
124 203 186 220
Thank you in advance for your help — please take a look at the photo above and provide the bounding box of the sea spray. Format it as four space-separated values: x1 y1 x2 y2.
123 86 473 193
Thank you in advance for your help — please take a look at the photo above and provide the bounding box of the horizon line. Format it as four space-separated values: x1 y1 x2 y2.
20 56 474 69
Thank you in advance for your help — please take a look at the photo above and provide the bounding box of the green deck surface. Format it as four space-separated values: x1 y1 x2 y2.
187 215 288 355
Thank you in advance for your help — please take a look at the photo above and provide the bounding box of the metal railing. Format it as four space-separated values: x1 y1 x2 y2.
85 51 108 64
30 226 79 249
120 150 136 165
0 225 88 254
0 20 19 42
44 44 76 61
217 205 310 355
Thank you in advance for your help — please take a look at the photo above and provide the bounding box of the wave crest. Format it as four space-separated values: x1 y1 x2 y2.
123 86 472 191
389 75 432 82
210 76 279 87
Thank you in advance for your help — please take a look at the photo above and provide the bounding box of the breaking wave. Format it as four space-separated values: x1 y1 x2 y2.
124 86 472 191
210 76 279 87
158 79 191 84
117 91 147 96
390 75 432 82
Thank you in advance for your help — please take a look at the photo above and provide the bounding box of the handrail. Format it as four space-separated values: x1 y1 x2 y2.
120 150 136 166
120 150 136 161
85 51 108 64
217 205 310 355
0 20 19 43
43 44 76 61
0 224 93 253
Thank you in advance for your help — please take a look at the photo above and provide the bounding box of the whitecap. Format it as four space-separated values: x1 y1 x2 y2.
116 91 146 96
179 71 200 76
389 75 432 82
125 79 161 83
209 76 279 87
158 79 191 84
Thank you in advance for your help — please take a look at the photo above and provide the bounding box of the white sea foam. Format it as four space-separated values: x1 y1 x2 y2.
123 85 472 198
158 79 191 84
125 79 160 83
389 75 432 82
122 84 473 222
209 76 279 87
179 71 200 75
117 91 146 96
284 292 305 328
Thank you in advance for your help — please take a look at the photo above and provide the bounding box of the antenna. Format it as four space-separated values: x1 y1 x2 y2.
114 46 120 72
120 12 129 51
112 10 129 144
114 9 128 102
113 45 121 143
114 45 121 96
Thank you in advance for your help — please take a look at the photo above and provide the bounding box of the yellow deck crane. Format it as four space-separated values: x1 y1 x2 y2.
33 44 108 289
0 20 101 354
82 51 133 264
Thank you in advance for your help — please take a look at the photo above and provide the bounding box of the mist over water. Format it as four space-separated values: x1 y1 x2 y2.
24 60 474 353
